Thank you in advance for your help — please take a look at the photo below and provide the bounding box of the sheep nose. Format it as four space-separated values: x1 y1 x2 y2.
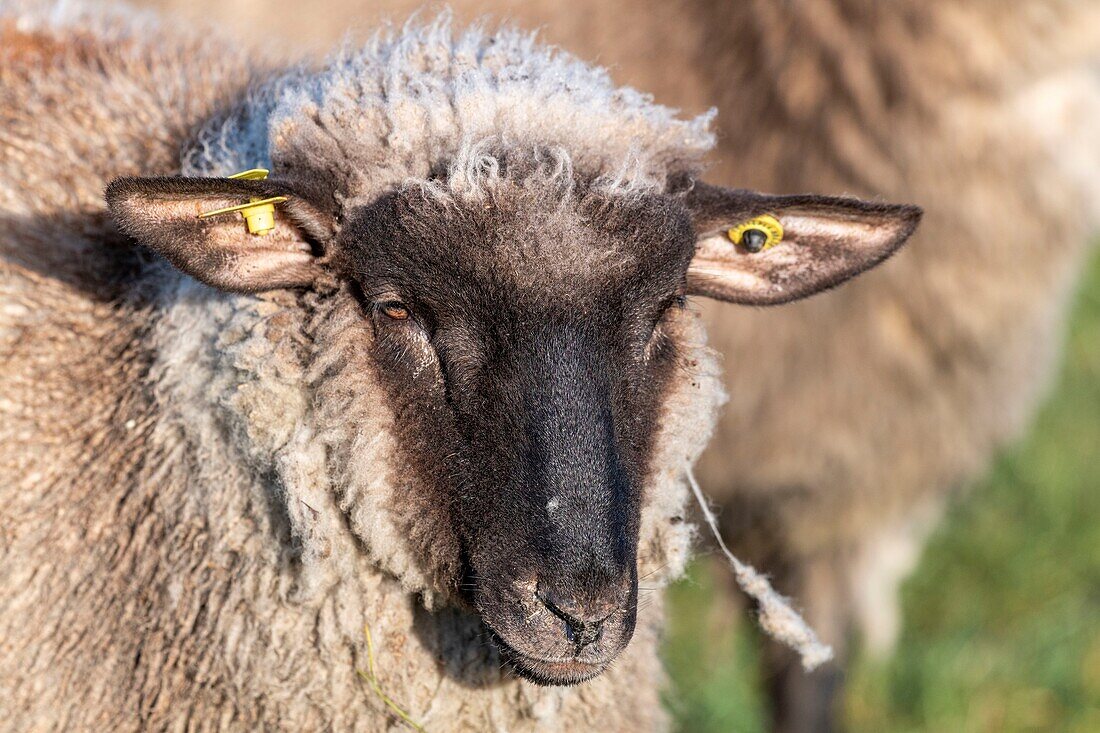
535 583 620 650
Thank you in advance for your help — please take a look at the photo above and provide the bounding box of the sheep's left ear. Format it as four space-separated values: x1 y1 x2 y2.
105 176 337 293
685 182 922 305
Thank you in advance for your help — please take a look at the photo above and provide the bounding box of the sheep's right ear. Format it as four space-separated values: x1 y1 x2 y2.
105 176 336 293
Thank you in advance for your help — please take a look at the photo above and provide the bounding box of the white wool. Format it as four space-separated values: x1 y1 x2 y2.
687 468 834 671
182 12 717 203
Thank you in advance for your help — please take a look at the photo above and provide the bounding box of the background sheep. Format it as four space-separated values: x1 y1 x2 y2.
0 3 919 730
133 0 1100 730
691 4 1100 730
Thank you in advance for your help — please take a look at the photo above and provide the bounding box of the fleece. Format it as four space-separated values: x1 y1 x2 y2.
0 4 725 731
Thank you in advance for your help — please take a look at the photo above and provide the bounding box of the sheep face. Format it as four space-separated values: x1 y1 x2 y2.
332 184 695 684
107 168 919 686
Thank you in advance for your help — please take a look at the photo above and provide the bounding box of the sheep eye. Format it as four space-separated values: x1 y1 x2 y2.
379 302 410 321
661 293 687 316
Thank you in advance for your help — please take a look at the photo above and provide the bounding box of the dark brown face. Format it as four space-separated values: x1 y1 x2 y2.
337 187 696 684
107 165 919 688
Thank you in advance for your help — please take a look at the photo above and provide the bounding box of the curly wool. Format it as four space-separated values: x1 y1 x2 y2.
183 12 717 205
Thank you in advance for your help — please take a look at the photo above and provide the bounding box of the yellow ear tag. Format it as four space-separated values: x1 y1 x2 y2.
227 168 271 181
727 214 784 253
196 168 288 236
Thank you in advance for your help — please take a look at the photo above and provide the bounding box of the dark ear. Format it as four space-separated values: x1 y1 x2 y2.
685 182 921 305
105 176 337 293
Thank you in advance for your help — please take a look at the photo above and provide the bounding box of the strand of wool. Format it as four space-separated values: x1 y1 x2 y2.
687 468 833 671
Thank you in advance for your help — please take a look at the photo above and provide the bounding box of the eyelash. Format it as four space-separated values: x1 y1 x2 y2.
644 294 685 340
660 294 686 320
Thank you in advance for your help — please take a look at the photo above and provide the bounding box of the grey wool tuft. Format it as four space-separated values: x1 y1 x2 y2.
184 11 717 204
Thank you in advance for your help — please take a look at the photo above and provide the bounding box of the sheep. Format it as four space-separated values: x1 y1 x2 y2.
134 1 1100 730
690 4 1100 730
0 4 921 731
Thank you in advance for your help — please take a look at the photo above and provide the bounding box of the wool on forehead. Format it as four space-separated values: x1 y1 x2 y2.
183 14 717 204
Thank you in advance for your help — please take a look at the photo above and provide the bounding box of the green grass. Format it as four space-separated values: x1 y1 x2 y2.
665 251 1100 732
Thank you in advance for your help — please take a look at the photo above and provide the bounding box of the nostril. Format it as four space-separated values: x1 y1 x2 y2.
536 586 613 650
567 621 603 649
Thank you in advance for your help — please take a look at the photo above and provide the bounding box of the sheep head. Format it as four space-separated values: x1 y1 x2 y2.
99 9 918 689
106 162 917 684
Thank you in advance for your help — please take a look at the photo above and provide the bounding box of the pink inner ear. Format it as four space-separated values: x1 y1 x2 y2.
212 248 319 293
779 212 914 252
170 205 318 292
111 190 319 293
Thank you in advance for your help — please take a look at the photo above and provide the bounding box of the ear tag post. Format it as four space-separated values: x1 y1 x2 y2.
728 215 784 253
196 168 288 236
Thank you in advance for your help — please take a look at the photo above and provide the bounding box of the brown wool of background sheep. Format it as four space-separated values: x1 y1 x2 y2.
0 3 922 731
130 1 1100 730
692 4 1100 730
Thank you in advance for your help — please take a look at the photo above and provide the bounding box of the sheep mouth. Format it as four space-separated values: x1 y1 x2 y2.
490 634 611 686
472 575 639 686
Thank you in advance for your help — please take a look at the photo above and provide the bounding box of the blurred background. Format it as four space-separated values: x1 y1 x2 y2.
130 1 1100 730
666 259 1100 733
